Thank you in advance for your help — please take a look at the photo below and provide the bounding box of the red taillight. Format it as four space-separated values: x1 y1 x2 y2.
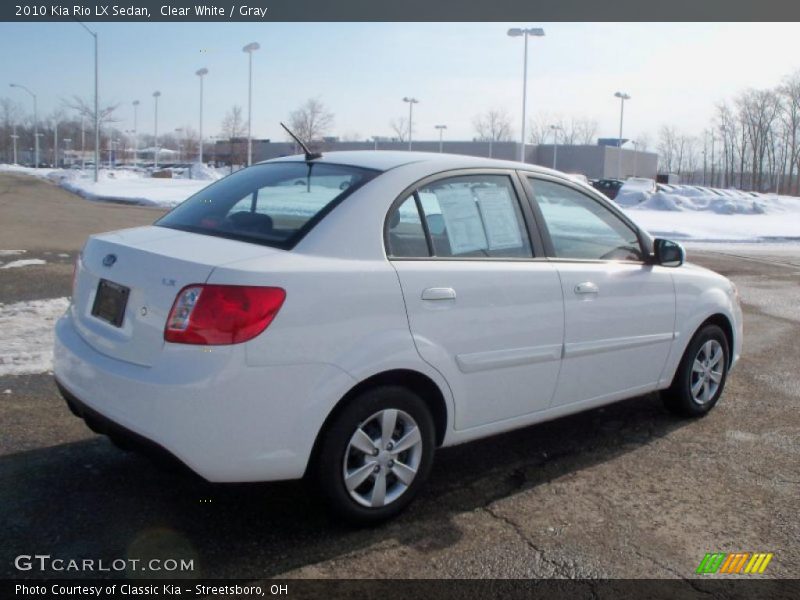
164 284 286 345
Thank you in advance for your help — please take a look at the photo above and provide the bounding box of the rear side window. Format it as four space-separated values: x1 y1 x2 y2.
387 174 533 259
156 162 377 249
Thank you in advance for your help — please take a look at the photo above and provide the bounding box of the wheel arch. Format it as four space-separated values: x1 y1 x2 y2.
304 369 449 477
699 313 735 371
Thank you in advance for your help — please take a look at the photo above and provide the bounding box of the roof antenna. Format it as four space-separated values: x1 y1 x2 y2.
280 122 322 161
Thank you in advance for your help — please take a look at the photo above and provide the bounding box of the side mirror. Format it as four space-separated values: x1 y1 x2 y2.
654 238 685 267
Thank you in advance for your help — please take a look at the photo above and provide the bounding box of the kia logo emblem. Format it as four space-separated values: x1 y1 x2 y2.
102 254 117 267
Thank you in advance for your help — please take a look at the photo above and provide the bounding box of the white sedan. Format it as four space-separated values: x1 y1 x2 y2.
54 151 742 523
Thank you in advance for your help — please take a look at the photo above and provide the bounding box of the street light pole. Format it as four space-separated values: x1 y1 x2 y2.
11 126 18 164
53 119 58 168
435 124 447 153
549 124 562 170
152 91 161 168
75 20 99 182
710 133 716 188
80 114 85 170
63 138 72 167
132 100 139 168
614 91 630 180
402 97 419 150
9 83 38 168
508 27 545 163
175 128 184 163
196 68 208 164
242 42 260 167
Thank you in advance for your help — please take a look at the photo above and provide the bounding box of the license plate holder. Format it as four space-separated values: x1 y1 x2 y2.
91 279 130 328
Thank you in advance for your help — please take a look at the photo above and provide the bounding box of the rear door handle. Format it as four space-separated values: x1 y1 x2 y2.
574 282 599 295
422 287 457 301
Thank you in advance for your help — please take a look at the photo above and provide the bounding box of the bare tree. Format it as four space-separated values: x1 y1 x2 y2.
657 125 679 174
287 97 334 146
220 105 247 166
636 133 652 152
570 117 599 145
390 117 409 142
473 108 513 142
0 97 22 163
62 96 120 129
736 88 781 190
221 105 246 139
779 71 800 194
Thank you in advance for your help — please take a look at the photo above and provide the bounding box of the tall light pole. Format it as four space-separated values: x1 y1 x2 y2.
435 124 447 153
152 91 161 168
132 100 139 168
11 126 19 164
710 132 717 188
508 27 545 163
195 68 208 164
175 128 184 163
9 83 38 168
549 124 562 169
402 97 419 150
53 118 58 168
242 42 260 166
63 138 72 167
80 114 86 170
614 91 630 180
75 20 99 182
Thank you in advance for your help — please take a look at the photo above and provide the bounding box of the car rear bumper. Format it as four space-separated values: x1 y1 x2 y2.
53 312 355 482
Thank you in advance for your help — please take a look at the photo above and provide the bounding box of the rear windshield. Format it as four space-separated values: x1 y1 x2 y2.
156 162 378 249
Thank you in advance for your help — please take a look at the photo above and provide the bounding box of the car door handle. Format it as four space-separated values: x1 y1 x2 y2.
421 287 457 301
574 282 599 295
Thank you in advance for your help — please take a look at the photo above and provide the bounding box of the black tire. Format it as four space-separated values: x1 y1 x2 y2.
106 433 134 452
663 324 729 417
313 385 436 524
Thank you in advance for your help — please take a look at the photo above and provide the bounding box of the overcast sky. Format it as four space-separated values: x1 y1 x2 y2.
2 22 800 145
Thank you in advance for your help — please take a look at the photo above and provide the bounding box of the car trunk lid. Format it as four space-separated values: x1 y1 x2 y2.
71 226 283 366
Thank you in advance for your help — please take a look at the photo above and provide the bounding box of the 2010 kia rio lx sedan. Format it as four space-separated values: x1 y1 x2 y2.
54 151 743 523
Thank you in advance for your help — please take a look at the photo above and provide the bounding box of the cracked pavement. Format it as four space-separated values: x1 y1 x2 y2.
0 173 798 581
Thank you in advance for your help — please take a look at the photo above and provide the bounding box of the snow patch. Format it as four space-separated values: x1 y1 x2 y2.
1 259 46 269
0 297 69 376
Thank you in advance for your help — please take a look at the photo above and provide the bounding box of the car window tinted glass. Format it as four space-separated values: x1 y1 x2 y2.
386 196 430 257
156 162 377 248
410 175 533 258
528 178 643 261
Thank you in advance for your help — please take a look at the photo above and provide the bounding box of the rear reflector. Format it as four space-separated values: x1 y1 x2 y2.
164 284 286 345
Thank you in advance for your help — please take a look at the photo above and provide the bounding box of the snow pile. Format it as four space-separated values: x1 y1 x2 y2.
614 185 791 216
183 162 223 181
0 297 69 376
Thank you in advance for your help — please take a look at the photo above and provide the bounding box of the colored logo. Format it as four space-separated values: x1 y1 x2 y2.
696 552 773 574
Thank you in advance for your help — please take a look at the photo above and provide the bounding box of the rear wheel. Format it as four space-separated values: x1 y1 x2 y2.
313 386 436 524
663 324 729 417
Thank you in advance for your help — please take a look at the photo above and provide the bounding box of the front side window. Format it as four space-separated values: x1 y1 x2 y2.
157 162 377 249
528 178 643 261
387 174 533 259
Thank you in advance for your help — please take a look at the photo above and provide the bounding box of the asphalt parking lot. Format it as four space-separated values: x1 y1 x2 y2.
1 173 798 582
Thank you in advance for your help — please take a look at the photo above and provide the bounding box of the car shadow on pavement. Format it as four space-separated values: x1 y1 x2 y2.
0 392 691 579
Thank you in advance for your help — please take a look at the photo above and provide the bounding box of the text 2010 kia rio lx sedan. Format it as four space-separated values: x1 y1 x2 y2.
54 151 743 522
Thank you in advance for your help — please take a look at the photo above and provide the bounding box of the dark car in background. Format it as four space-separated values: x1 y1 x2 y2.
591 178 624 200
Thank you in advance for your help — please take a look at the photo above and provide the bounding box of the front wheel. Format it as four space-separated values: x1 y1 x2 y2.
662 324 729 417
313 386 436 524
